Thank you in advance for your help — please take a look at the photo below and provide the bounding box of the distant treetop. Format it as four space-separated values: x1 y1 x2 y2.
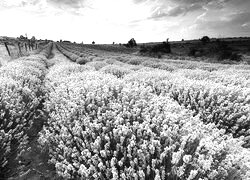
201 36 210 44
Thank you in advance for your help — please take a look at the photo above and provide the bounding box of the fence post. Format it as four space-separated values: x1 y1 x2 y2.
25 43 27 51
18 42 22 55
4 42 11 56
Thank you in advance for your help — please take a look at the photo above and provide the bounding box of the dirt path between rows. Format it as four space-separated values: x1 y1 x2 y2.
47 43 72 66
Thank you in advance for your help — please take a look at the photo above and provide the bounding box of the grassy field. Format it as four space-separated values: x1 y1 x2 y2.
79 37 250 64
0 40 250 180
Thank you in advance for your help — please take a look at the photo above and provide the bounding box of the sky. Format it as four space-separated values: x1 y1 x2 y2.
0 0 250 44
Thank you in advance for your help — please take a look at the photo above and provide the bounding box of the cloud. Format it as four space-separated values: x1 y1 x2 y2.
136 0 210 20
198 12 250 28
46 0 86 9
0 0 40 8
149 3 203 19
0 0 50 16
135 0 249 20
23 0 40 6
230 12 250 25
193 11 250 37
133 0 147 4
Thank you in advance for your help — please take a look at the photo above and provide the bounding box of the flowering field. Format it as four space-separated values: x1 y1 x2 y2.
1 42 250 179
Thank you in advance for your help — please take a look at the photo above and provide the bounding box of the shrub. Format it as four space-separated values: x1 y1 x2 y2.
79 53 85 57
122 64 144 71
151 42 171 53
218 50 242 62
46 62 95 82
188 47 205 57
124 38 137 48
70 53 79 62
139 44 148 53
158 63 177 72
76 57 89 65
139 42 171 56
230 52 242 61
114 56 129 63
86 61 108 70
104 58 124 65
127 58 144 65
125 70 250 146
100 65 132 78
142 61 162 69
87 56 96 61
39 70 250 179
0 55 47 178
201 36 210 44
188 48 198 56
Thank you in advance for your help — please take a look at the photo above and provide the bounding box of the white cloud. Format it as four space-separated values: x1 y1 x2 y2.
0 0 249 43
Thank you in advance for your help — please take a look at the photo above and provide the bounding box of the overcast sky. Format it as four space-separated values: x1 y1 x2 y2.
0 0 250 43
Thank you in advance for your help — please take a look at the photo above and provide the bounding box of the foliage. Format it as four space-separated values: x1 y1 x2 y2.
2 41 248 179
127 57 144 65
216 43 242 61
140 42 171 57
124 38 137 48
76 57 89 65
38 64 250 179
19 35 27 40
30 36 36 43
0 54 49 178
100 64 132 78
201 36 210 44
124 70 250 146
86 61 109 70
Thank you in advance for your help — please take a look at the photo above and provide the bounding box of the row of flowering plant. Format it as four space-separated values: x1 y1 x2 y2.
102 50 250 72
61 44 88 57
56 42 250 73
99 64 133 78
38 62 250 179
61 43 126 64
175 68 250 88
0 51 50 178
60 45 250 143
36 42 53 59
56 44 80 62
124 70 250 146
56 43 95 64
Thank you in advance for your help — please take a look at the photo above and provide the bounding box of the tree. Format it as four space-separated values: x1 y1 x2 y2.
92 41 95 45
126 38 137 48
201 36 210 44
19 35 26 40
31 36 36 43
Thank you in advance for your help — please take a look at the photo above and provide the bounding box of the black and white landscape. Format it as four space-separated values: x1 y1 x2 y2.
0 0 250 179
